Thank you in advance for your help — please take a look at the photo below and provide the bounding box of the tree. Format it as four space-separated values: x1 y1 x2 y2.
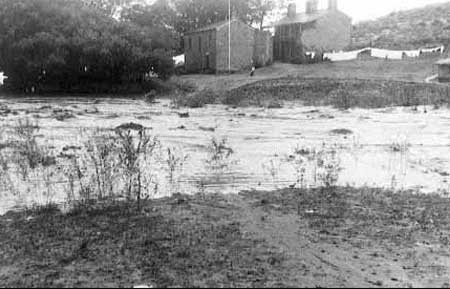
0 0 175 93
121 0 180 53
248 0 276 29
173 0 252 35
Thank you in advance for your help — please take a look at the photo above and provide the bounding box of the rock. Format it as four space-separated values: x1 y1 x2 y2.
84 107 99 114
178 112 190 118
199 126 215 132
115 122 144 131
319 114 335 119
330 128 353 135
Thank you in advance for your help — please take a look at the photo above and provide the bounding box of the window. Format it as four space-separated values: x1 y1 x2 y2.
188 37 192 50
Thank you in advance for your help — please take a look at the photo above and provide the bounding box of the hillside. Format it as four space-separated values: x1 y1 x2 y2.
351 1 450 50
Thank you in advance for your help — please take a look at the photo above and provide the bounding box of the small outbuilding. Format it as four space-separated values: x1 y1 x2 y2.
437 59 450 83
184 18 272 74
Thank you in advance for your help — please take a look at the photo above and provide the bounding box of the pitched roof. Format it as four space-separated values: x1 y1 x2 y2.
186 18 254 34
436 58 450 65
273 9 338 26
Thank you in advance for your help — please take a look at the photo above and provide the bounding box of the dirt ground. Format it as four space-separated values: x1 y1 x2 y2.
176 57 442 92
1 187 450 288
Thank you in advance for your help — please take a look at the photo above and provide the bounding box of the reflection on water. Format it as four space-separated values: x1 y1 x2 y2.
1 97 450 213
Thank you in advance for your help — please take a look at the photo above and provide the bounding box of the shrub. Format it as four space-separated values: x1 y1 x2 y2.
166 147 189 194
115 123 159 208
13 118 55 170
206 137 235 171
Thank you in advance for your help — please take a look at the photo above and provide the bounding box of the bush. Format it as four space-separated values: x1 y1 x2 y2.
13 118 55 170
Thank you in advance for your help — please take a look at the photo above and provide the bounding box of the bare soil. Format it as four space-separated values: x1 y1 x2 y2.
1 187 450 287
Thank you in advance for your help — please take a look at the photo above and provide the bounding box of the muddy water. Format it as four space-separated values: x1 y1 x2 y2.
1 97 450 213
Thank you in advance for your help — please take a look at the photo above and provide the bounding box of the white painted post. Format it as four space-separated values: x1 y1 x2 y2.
228 0 231 73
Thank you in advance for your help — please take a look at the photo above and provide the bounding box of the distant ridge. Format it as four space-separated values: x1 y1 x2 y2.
351 1 450 51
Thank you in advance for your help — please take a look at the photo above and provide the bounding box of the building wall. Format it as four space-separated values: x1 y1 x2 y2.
273 23 304 62
184 30 217 73
215 21 255 72
438 65 450 82
253 30 273 67
301 11 352 52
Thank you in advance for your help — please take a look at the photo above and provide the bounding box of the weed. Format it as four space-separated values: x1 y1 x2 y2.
262 158 282 187
389 136 410 153
316 143 342 189
12 118 55 170
166 147 189 194
206 137 235 171
144 90 158 103
288 143 342 189
288 146 309 189
115 123 159 208
84 130 119 200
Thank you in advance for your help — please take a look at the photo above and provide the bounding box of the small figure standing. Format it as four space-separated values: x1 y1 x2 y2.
250 66 256 77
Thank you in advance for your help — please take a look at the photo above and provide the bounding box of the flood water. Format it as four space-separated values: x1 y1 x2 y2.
1 97 450 213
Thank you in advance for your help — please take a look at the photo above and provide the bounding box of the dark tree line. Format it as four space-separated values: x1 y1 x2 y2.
0 0 174 94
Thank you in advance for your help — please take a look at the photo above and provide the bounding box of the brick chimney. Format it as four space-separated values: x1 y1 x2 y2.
287 3 297 18
306 0 319 14
328 0 338 11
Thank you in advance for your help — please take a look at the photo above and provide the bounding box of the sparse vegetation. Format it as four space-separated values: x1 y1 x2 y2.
224 77 450 109
206 137 235 171
114 123 159 208
287 143 342 190
389 137 410 153
12 118 56 172
352 2 450 49
172 88 219 108
165 147 189 194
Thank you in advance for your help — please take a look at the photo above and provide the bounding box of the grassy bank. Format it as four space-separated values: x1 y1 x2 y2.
173 77 450 109
2 187 450 287
224 77 450 108
178 58 441 92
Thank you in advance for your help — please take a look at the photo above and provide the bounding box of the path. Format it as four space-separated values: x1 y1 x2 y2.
231 194 450 288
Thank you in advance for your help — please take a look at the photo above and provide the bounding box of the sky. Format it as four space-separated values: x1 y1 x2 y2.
292 0 449 23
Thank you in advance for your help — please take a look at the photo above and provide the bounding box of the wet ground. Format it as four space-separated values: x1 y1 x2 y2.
1 97 450 213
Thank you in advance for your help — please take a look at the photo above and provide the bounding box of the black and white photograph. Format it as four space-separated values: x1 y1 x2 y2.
1 0 450 287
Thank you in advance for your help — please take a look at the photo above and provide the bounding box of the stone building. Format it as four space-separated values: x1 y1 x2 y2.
437 59 450 83
184 19 273 73
273 0 352 63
